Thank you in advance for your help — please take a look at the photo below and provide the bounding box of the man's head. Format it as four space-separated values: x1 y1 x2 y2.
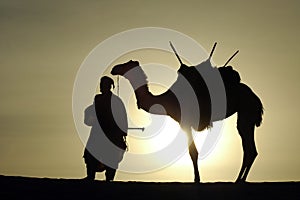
100 76 115 94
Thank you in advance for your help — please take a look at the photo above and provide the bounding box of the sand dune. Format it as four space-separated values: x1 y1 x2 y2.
0 175 298 199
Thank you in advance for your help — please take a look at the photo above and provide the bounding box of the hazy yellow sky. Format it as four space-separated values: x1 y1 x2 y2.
0 0 299 182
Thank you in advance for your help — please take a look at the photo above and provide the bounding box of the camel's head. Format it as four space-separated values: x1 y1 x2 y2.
111 60 140 76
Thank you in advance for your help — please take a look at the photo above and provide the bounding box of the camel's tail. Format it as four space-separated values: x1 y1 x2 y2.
255 100 264 127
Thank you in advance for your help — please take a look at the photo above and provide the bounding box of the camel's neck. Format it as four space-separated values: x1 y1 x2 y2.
123 66 155 110
122 65 178 117
123 65 149 95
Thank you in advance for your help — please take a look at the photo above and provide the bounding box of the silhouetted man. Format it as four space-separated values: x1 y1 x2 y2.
83 76 128 181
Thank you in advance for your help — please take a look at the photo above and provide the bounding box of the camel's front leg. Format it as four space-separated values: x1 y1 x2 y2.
186 129 200 183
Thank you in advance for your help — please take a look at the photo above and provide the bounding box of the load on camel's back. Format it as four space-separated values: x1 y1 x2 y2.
218 65 241 87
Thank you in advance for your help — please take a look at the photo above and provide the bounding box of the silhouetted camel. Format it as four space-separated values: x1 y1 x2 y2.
111 43 263 183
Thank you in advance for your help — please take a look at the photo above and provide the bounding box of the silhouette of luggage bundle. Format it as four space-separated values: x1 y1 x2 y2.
218 66 241 87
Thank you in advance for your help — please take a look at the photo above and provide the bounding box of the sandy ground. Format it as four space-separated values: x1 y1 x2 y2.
0 175 299 199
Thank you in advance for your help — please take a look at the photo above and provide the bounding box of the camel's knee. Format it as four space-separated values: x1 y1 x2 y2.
248 145 258 157
252 151 258 160
189 142 198 153
245 150 257 164
188 144 198 161
189 149 198 160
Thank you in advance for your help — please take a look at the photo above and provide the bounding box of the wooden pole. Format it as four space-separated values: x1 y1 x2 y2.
209 42 217 60
223 50 239 67
169 41 183 65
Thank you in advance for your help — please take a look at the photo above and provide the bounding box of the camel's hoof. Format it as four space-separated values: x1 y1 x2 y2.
194 177 200 184
235 179 246 184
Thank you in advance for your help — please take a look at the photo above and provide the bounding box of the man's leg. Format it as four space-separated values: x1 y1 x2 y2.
83 151 97 181
105 167 116 182
84 164 96 180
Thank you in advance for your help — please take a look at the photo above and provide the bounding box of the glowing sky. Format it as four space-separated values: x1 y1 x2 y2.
0 0 299 182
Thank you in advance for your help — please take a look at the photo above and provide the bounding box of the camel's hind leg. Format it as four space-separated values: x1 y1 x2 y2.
236 120 258 183
185 128 200 183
